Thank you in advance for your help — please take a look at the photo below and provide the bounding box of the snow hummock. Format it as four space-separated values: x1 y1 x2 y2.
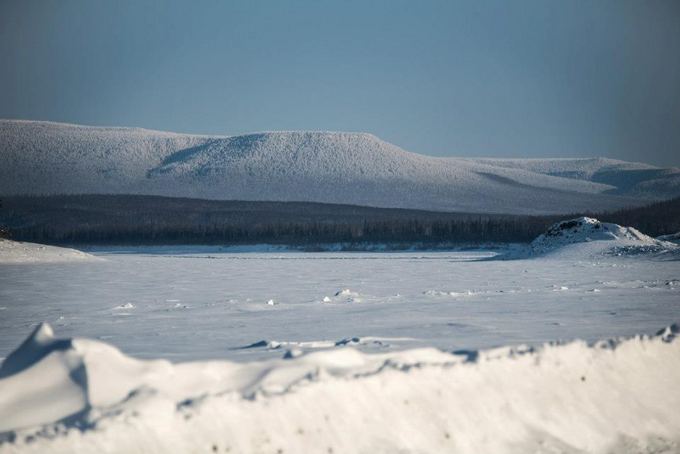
0 323 679 453
530 217 675 256
0 239 99 264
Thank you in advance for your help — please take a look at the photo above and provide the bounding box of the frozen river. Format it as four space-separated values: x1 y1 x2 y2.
1 249 678 362
2 248 680 453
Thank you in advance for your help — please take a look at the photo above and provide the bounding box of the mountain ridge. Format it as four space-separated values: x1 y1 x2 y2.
1 120 679 214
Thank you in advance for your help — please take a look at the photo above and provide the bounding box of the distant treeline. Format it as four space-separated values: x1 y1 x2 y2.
0 195 678 245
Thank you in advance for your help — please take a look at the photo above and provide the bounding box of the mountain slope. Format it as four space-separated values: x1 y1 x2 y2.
0 120 209 195
468 157 680 198
1 120 679 214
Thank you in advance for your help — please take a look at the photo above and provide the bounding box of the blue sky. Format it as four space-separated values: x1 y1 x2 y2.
1 0 679 166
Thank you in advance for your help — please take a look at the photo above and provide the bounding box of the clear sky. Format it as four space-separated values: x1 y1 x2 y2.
1 0 679 166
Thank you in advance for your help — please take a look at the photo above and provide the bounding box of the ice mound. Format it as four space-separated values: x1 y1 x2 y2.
1 324 680 453
0 239 99 264
530 217 673 256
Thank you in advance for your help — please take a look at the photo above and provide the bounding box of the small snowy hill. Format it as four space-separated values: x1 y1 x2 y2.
530 217 675 256
2 120 680 214
0 239 98 264
0 323 679 453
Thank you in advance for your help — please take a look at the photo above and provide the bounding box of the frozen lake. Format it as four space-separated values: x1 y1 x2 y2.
1 249 678 362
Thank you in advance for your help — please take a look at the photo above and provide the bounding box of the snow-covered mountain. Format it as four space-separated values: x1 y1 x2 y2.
2 120 679 214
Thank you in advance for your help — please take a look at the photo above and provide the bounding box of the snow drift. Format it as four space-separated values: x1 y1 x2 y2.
1 323 679 453
0 239 98 264
2 120 680 214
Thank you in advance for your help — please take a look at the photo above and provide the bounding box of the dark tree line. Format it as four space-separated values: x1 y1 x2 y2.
0 194 677 246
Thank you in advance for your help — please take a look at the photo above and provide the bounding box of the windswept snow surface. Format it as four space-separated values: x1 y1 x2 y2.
0 240 98 264
3 120 680 213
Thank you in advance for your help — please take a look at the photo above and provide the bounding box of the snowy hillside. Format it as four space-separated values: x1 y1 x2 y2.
530 217 676 256
468 157 680 199
0 323 678 453
2 120 680 214
0 239 98 264
0 120 208 195
658 232 680 244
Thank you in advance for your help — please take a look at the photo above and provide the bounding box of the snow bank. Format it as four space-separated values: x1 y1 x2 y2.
1 323 679 453
530 217 675 256
0 239 99 264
